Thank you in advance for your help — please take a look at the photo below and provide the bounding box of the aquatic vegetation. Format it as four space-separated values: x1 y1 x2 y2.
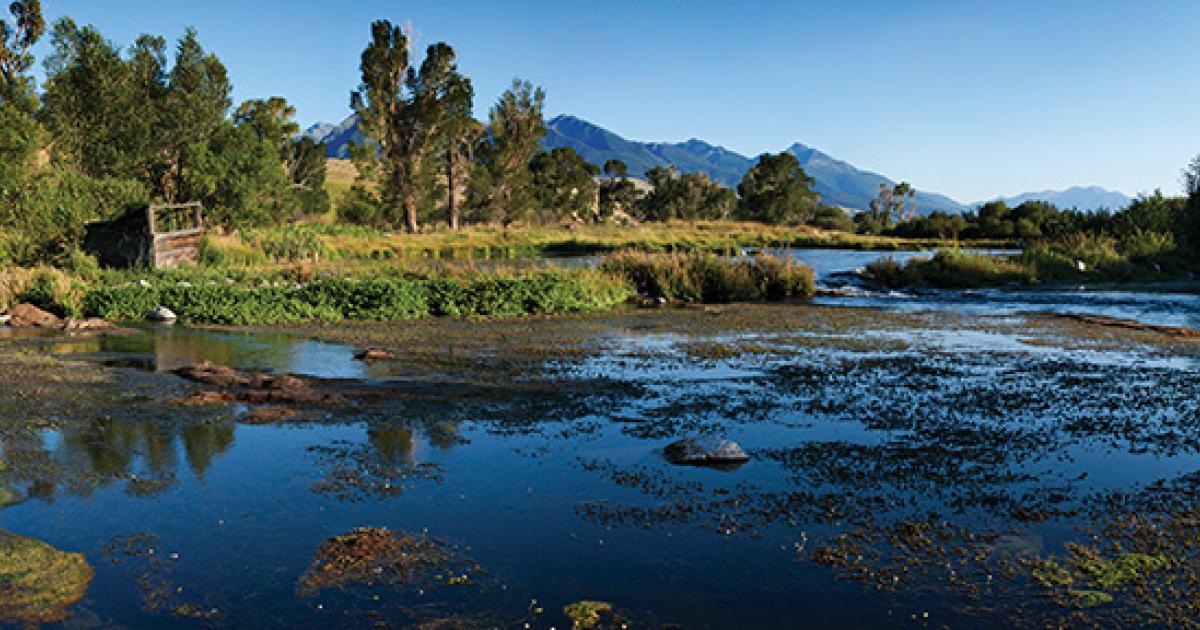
297 527 482 596
866 249 1035 289
0 530 94 625
82 270 633 324
563 600 614 629
601 249 814 301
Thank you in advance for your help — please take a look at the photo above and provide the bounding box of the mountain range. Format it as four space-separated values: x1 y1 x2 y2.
305 115 1132 213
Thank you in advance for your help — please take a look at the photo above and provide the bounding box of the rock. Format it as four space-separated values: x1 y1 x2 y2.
354 347 395 362
147 306 177 323
664 436 749 466
5 304 60 328
176 362 250 388
241 406 297 424
62 318 117 332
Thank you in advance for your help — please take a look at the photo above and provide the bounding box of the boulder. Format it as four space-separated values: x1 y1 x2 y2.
5 304 60 328
664 436 749 466
147 306 177 323
63 318 117 332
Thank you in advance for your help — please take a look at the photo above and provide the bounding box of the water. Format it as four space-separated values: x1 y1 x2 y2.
3 298 1200 628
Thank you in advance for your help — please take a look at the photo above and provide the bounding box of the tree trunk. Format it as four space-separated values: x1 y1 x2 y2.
404 192 418 234
446 151 459 230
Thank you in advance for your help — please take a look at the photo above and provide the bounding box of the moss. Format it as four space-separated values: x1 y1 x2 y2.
0 530 94 625
563 600 614 629
1070 589 1115 607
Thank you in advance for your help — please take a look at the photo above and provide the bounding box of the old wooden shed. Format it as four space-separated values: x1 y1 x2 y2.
84 203 205 269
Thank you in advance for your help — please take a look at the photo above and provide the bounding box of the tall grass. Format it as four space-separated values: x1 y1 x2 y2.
601 250 815 302
866 250 1035 289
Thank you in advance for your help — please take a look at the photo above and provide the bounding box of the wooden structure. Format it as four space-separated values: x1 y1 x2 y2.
84 203 204 269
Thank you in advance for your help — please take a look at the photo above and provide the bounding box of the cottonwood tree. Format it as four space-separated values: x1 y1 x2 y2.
471 79 547 224
735 152 819 224
350 21 470 232
0 0 42 106
0 0 43 191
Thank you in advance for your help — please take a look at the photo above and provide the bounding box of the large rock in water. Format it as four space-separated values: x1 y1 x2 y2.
4 304 60 328
147 305 177 323
664 436 749 466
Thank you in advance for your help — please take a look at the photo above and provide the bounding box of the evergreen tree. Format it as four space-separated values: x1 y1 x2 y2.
0 0 43 107
734 152 819 224
472 79 546 224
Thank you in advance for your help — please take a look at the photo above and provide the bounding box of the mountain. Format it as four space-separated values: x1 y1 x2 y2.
305 113 1127 214
976 186 1131 212
304 117 363 159
544 115 967 214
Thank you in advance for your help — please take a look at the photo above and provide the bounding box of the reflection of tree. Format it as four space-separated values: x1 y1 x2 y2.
0 416 237 504
367 427 414 466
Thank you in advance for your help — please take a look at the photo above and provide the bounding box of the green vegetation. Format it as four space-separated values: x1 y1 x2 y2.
0 530 94 625
602 250 815 302
866 250 1035 289
82 268 632 325
1031 544 1169 609
562 600 614 629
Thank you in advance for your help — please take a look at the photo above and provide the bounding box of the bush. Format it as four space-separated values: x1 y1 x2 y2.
600 250 814 302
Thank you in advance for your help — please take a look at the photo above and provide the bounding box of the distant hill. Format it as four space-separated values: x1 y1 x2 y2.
306 113 1128 213
975 186 1132 212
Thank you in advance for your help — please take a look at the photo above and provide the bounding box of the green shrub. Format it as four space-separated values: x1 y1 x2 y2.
867 250 1035 289
81 270 633 325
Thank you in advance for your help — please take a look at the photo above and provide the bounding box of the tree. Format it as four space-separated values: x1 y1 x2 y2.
425 47 475 230
603 159 628 181
866 181 916 230
1184 154 1200 253
350 22 468 231
734 152 819 224
640 166 735 222
0 0 43 107
529 147 599 222
0 0 44 191
472 79 546 224
234 97 329 216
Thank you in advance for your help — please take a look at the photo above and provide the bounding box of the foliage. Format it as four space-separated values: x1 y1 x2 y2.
601 250 814 302
639 166 735 222
865 250 1035 289
735 152 819 224
82 270 632 324
469 79 546 224
529 147 600 222
350 22 471 232
0 0 44 106
0 167 147 264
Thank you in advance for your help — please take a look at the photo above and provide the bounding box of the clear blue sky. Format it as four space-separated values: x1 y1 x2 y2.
28 0 1200 202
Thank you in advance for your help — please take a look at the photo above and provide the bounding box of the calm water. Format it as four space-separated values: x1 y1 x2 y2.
3 252 1200 628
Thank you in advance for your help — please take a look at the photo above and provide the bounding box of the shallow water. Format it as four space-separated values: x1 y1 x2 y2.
3 305 1200 628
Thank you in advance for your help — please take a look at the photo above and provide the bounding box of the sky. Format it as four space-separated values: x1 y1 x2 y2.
26 0 1200 202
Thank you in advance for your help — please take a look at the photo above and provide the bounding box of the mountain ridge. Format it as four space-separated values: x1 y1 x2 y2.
306 114 1130 213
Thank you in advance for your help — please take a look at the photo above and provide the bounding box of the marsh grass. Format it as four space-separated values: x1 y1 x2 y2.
601 250 815 302
866 250 1035 289
198 221 1004 264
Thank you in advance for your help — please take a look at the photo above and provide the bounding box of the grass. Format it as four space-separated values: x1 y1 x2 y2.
199 220 1012 265
601 249 815 302
866 235 1194 290
865 250 1035 289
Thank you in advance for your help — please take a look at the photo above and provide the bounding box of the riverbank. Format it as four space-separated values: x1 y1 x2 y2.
2 250 816 326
